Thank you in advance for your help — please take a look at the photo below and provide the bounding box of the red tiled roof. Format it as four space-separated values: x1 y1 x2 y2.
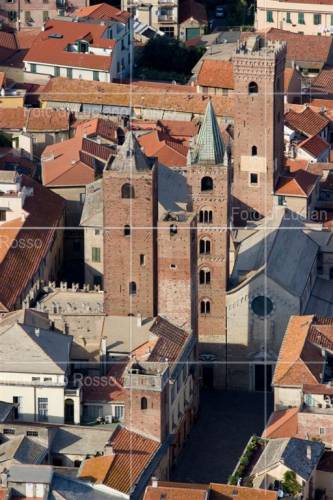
158 119 199 139
298 134 329 158
285 107 329 137
40 78 234 118
272 316 333 387
265 28 333 66
24 19 114 71
262 408 299 439
138 131 188 167
197 60 234 90
284 158 309 173
275 170 318 197
77 3 131 24
0 108 70 132
209 484 277 500
148 316 189 363
82 361 127 403
41 118 117 186
144 483 208 500
80 426 160 494
0 176 65 311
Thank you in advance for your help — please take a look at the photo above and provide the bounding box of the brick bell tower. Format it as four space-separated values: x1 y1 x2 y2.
187 101 230 381
232 37 286 222
103 132 157 318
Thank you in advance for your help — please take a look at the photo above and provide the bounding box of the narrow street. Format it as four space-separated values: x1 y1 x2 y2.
172 390 273 484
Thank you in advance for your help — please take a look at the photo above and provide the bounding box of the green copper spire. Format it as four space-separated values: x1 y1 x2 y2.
192 100 225 165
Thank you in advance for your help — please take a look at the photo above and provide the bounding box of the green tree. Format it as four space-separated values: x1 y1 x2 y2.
136 36 204 81
281 470 302 496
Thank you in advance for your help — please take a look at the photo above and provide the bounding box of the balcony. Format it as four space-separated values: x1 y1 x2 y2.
158 14 177 23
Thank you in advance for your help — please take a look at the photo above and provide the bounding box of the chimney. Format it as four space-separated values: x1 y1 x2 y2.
0 472 7 487
151 477 158 488
307 445 312 460
35 328 40 337
137 313 142 328
104 443 114 456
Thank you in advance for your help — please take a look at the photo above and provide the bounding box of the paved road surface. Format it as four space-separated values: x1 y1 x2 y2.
172 389 273 484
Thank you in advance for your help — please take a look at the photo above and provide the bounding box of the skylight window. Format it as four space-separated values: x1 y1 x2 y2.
48 33 64 39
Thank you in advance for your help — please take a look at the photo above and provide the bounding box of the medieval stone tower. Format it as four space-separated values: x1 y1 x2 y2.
232 38 286 221
103 132 157 318
187 101 230 383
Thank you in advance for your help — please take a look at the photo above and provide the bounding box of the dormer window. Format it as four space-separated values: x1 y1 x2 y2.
78 40 89 53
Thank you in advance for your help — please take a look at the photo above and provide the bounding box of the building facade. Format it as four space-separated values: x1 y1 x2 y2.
256 0 333 36
122 0 178 38
0 0 88 31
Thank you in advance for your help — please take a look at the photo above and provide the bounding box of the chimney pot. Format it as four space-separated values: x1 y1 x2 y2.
151 477 158 488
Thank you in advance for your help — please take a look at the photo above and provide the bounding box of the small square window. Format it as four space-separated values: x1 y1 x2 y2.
140 254 145 266
92 247 101 263
250 173 258 185
266 10 273 23
314 14 321 25
320 427 326 435
298 12 305 25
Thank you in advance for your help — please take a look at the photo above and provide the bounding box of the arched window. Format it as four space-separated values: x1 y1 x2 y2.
121 183 135 199
170 224 177 236
201 176 213 192
141 397 148 410
124 224 131 236
248 81 258 94
200 299 211 315
199 268 211 285
129 281 137 295
199 210 213 224
199 237 211 255
251 145 257 156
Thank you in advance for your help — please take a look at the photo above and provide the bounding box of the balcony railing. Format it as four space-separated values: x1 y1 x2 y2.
158 15 177 23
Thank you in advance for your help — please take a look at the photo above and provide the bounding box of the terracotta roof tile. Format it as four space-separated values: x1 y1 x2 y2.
79 455 114 483
272 316 333 387
41 77 234 118
144 483 208 500
41 118 117 186
285 107 329 137
82 361 127 403
77 3 131 23
265 28 333 66
158 119 199 138
197 60 234 89
81 426 160 494
0 108 69 132
0 176 65 311
24 19 114 71
209 483 278 500
138 131 188 167
284 158 309 173
148 316 189 363
275 170 318 197
262 408 299 439
298 134 329 158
